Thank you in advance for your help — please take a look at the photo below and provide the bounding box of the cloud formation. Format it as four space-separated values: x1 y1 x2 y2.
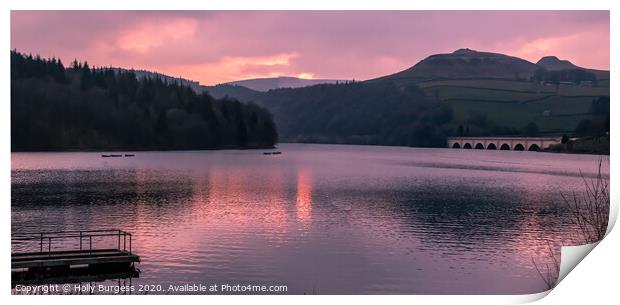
11 11 609 85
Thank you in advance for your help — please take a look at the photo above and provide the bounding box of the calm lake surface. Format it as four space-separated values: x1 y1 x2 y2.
11 144 608 294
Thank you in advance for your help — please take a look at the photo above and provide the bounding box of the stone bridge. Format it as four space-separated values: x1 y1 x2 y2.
447 137 562 151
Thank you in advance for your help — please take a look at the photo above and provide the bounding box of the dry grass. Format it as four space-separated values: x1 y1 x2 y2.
562 158 609 244
532 241 560 291
533 158 609 290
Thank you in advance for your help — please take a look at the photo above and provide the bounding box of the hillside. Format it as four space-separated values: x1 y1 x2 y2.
377 48 541 82
202 49 609 145
244 81 454 146
416 79 608 135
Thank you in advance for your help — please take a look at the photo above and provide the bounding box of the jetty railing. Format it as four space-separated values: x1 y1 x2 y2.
11 229 133 256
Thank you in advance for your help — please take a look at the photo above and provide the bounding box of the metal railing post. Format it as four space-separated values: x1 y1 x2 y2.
11 229 136 257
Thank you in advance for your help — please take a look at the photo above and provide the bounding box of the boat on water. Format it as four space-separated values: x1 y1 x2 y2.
101 154 123 158
263 151 282 155
124 154 135 157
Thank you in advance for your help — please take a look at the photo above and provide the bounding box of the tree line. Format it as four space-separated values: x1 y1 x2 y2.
532 68 597 84
11 51 278 151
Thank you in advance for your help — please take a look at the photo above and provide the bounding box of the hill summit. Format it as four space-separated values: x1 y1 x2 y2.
382 48 540 81
536 56 579 71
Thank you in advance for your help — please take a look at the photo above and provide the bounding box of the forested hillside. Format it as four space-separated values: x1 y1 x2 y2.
11 51 277 151
248 81 455 147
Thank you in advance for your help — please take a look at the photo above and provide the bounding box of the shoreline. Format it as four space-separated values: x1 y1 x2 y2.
10 144 277 153
10 142 609 156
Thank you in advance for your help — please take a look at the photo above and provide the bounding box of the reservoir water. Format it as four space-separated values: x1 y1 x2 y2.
11 144 608 294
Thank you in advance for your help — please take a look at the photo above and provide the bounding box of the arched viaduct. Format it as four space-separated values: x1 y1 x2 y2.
447 137 562 151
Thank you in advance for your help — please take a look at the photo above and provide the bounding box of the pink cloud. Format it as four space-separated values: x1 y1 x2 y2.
168 53 300 84
11 11 610 85
116 18 198 54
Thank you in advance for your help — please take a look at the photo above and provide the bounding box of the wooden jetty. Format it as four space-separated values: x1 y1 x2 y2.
12 230 140 284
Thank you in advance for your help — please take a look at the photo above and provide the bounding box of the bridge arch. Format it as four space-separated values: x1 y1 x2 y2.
448 137 561 152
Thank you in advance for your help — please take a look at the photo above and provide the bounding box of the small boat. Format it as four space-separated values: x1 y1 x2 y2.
102 154 124 158
272 151 282 155
263 152 273 155
124 154 135 157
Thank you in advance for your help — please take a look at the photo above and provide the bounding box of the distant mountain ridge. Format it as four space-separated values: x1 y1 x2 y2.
222 76 346 92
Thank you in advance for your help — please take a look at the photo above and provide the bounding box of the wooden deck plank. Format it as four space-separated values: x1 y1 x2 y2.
12 255 140 269
12 248 120 257
12 249 139 269
13 250 126 261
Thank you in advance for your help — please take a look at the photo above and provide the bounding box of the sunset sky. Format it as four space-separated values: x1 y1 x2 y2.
11 11 610 85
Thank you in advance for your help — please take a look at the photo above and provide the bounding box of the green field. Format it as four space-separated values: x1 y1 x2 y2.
418 79 610 134
418 79 556 92
429 86 550 102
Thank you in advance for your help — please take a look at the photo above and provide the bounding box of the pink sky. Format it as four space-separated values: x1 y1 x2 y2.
11 11 609 85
